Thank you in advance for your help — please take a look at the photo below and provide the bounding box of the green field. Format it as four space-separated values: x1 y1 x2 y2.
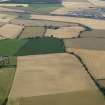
0 57 17 105
0 38 65 56
3 4 62 16
29 4 63 14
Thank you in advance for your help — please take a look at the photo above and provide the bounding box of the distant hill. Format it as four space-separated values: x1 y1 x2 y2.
1 0 62 3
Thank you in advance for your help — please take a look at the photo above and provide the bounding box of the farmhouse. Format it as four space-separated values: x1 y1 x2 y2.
0 56 9 66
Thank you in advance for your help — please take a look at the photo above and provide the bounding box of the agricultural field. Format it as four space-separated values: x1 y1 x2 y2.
0 13 17 22
19 26 46 39
80 30 105 38
1 4 63 15
11 19 73 26
67 48 105 80
7 53 105 105
88 0 105 7
66 48 105 94
29 4 63 14
62 2 95 10
0 4 28 7
51 7 69 15
45 26 85 38
30 14 105 29
0 1 105 105
0 57 17 105
0 38 64 56
64 38 105 51
0 24 24 39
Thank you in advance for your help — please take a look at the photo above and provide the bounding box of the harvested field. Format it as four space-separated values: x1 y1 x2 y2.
31 14 105 29
19 26 46 39
0 24 24 39
45 26 85 38
7 53 105 105
88 0 105 7
63 2 95 10
51 7 69 15
0 22 5 26
80 30 105 38
11 19 76 27
0 7 25 13
0 13 17 22
64 38 105 50
66 48 105 79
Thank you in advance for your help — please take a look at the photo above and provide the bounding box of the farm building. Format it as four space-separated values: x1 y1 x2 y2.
0 56 9 66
